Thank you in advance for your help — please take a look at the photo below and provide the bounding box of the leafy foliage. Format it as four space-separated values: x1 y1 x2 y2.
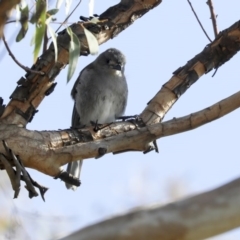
16 5 29 42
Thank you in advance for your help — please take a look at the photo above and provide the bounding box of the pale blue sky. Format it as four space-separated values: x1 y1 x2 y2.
0 1 240 239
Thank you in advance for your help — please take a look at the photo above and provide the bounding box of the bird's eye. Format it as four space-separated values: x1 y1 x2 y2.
106 59 110 64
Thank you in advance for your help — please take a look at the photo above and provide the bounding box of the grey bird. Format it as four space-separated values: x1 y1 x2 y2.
65 48 128 190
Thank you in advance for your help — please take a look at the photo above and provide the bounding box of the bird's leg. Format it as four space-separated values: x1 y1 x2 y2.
1 140 48 200
90 120 101 131
90 120 116 132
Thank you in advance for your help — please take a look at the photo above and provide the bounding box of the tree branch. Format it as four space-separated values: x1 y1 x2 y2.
59 177 240 240
0 89 239 178
0 0 162 127
2 34 45 75
140 20 240 125
207 0 218 38
186 0 212 42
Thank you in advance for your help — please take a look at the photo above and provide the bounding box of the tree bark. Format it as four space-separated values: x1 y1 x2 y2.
0 17 240 177
0 0 240 204
59 177 240 240
0 0 162 127
0 89 239 177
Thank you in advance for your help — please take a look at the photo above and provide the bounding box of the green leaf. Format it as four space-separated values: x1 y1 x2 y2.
46 17 58 62
33 0 46 61
30 0 46 24
16 23 28 42
66 27 81 82
30 30 36 46
47 9 59 16
83 27 98 55
16 5 29 42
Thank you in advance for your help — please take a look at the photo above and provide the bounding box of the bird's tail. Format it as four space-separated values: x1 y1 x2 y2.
65 160 83 190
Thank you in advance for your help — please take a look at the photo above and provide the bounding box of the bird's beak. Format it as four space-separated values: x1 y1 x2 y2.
111 64 122 71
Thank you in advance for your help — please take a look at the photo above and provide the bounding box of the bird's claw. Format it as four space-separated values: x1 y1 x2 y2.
90 120 112 132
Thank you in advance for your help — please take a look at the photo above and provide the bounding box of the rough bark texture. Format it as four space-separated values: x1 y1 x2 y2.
0 18 240 177
0 0 162 127
59 177 240 240
0 1 240 238
1 3 240 178
0 89 239 177
140 20 240 125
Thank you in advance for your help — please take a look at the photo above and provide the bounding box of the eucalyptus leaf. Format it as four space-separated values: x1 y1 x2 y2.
65 0 72 15
83 27 98 55
16 5 29 42
66 27 81 82
46 18 58 62
33 0 46 61
30 0 46 24
47 9 59 16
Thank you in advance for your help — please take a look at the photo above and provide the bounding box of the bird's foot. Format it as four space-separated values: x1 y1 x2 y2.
117 116 159 154
90 120 113 132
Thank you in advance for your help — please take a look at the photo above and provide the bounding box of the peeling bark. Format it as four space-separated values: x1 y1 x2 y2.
0 0 240 204
0 89 239 177
1 17 240 177
140 20 240 125
0 0 162 126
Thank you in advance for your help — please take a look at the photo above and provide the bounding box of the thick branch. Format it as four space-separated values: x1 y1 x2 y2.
140 20 240 125
59 177 240 240
0 0 162 126
0 90 239 177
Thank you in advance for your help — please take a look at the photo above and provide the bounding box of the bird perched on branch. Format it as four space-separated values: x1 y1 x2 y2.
65 48 128 190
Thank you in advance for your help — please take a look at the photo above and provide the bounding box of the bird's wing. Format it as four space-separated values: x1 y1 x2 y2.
71 62 96 127
71 103 81 127
70 62 95 99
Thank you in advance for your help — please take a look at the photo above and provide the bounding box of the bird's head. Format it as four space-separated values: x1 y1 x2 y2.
95 48 126 73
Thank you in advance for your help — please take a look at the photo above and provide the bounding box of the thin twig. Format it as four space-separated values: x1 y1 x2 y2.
206 0 218 38
187 0 212 42
2 34 45 75
54 0 82 34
